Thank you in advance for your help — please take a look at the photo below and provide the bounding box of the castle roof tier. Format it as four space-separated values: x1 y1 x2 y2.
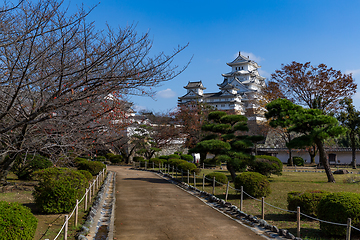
227 52 261 69
184 81 206 90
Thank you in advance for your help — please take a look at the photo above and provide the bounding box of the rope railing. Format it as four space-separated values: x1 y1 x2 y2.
134 161 360 239
52 168 107 240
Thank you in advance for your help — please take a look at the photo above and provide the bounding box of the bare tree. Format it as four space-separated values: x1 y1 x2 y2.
0 0 189 184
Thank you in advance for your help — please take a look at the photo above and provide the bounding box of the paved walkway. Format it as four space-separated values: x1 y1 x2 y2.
107 166 267 240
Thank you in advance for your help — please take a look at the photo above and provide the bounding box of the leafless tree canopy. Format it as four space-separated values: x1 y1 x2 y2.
0 0 189 184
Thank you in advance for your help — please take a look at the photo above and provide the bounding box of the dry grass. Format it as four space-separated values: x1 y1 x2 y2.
169 166 360 240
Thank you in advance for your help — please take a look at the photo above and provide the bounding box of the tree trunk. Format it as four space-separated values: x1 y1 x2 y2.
226 161 237 182
0 154 16 186
308 145 317 164
351 133 357 169
316 140 335 183
288 148 293 166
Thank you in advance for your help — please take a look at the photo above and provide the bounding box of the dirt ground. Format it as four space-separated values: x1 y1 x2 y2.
108 165 267 240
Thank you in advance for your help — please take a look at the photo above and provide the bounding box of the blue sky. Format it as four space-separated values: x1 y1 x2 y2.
80 0 360 113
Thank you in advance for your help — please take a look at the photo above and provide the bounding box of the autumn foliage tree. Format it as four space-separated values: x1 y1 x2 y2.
174 102 214 148
0 0 188 185
267 61 356 113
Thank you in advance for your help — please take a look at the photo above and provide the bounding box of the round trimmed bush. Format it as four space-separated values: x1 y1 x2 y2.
168 158 184 167
287 190 329 217
178 161 199 174
0 201 38 240
149 158 165 166
205 172 228 186
234 172 271 198
168 154 181 159
133 156 145 162
317 192 360 236
12 154 53 180
109 154 123 164
77 160 106 175
249 155 283 177
93 155 106 161
181 154 193 162
33 167 87 213
293 156 304 166
159 155 170 160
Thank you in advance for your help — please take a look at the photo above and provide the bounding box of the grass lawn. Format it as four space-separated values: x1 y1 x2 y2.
168 166 360 240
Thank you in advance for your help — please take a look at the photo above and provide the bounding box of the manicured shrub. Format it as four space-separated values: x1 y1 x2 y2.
149 158 165 166
109 154 123 164
159 155 170 160
317 192 360 236
181 154 193 162
178 161 199 174
33 168 87 213
0 201 38 240
205 172 228 186
133 156 145 162
168 154 181 159
74 157 87 165
93 155 106 161
234 172 271 198
77 160 106 175
248 155 283 177
78 170 93 182
287 190 329 217
293 156 304 166
167 158 184 167
12 154 53 180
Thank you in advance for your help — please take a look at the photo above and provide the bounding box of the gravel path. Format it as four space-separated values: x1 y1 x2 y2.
107 166 267 240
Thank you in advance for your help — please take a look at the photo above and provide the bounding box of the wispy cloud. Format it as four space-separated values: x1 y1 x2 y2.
346 69 360 77
156 88 177 98
259 69 271 79
133 105 147 112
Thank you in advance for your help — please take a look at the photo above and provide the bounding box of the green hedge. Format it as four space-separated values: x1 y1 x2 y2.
0 201 38 240
248 155 283 177
317 192 360 236
78 170 93 182
33 168 87 213
205 172 228 186
287 190 329 217
234 172 271 198
77 160 106 176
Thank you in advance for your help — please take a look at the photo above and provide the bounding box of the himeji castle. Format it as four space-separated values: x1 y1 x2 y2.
178 52 266 121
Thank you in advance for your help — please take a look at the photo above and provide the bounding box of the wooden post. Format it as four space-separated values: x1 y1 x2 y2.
64 215 68 240
93 180 96 194
261 197 265 219
346 218 351 240
225 181 229 202
297 206 301 238
202 163 204 170
153 161 154 170
145 161 147 170
193 172 196 188
187 170 190 184
75 199 79 227
172 165 174 178
212 176 215 195
240 186 243 211
202 174 205 191
89 186 92 200
85 189 88 210
133 161 135 168
181 170 184 182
